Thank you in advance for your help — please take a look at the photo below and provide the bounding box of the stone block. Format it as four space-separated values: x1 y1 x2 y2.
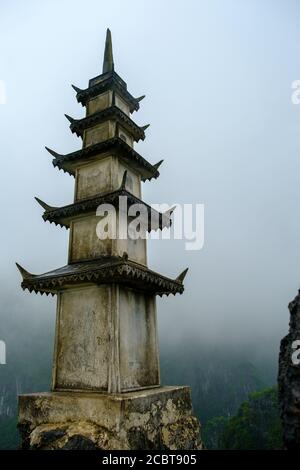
18 386 202 450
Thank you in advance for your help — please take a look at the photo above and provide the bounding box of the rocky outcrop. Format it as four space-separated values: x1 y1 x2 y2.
278 290 300 450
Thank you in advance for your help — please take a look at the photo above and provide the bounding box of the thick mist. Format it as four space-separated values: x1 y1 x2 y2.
1 0 300 367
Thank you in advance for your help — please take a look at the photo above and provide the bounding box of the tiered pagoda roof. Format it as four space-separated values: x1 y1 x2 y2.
16 28 188 297
17 256 187 297
35 171 174 231
73 72 144 112
65 106 149 141
47 137 163 181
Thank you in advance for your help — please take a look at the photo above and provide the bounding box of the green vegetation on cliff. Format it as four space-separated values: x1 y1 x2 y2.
204 387 283 449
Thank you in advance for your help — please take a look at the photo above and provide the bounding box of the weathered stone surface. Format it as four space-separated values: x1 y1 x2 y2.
75 155 141 201
69 213 147 264
278 290 300 450
52 285 159 393
18 387 202 450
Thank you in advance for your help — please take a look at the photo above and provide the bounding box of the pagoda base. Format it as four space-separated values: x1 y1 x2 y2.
18 386 202 450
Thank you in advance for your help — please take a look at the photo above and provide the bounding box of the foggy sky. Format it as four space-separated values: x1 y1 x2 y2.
1 0 300 355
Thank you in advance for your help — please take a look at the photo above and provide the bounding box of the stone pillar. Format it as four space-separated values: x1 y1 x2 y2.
51 285 160 393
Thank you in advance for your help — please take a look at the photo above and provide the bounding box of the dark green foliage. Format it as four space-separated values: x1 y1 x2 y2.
218 387 283 449
201 416 229 449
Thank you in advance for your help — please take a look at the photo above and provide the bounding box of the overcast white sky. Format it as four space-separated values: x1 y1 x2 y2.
1 0 300 354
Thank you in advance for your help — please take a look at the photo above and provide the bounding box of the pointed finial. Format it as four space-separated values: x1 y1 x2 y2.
176 268 189 283
161 205 176 230
153 160 164 170
71 84 82 93
135 95 146 103
45 146 62 158
163 205 177 218
141 124 150 131
102 28 114 73
16 263 33 280
120 170 128 190
64 114 74 124
34 197 55 212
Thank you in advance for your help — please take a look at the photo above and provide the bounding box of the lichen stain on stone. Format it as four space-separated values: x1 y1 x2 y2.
161 417 202 450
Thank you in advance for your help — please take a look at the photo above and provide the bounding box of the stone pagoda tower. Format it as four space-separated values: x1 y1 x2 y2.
17 29 202 450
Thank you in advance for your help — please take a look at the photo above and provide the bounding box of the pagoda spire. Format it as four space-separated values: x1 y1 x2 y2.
102 28 114 73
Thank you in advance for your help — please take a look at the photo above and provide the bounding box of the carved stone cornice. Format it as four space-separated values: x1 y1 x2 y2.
73 71 143 113
66 106 149 142
46 137 162 181
35 187 173 231
17 256 186 297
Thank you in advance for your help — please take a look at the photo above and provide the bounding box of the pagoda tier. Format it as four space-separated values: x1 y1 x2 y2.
65 105 149 141
16 256 187 297
35 177 174 231
73 70 144 112
46 136 163 181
